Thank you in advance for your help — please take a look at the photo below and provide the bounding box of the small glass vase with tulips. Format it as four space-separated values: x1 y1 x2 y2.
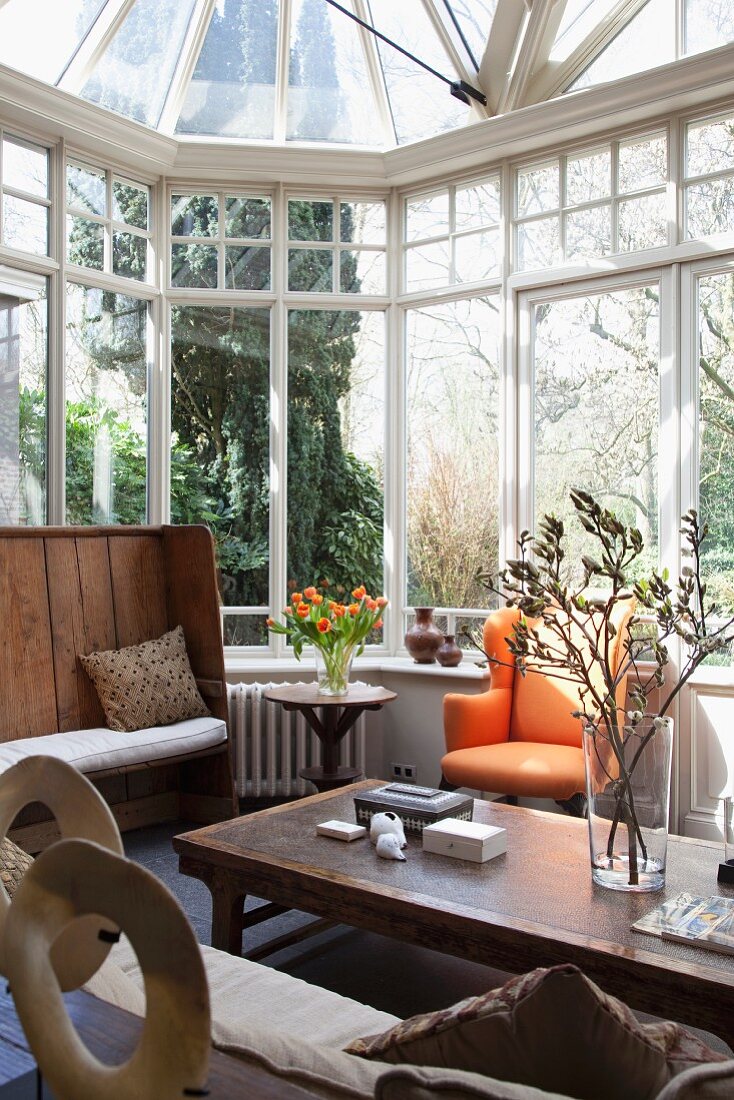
267 585 387 695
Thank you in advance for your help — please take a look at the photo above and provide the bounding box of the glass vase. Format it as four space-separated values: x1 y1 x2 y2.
583 716 673 892
314 644 355 696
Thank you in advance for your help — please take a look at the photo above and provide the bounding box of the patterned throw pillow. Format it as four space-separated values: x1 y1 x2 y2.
346 965 728 1100
79 625 209 733
0 837 33 898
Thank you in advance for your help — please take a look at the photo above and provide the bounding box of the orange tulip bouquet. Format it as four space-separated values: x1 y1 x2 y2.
267 585 387 695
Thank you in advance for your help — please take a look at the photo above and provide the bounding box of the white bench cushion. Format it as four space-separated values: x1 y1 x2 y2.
0 716 227 775
87 938 402 1100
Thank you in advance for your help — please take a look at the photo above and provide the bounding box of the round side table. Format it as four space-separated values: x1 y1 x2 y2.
262 683 397 792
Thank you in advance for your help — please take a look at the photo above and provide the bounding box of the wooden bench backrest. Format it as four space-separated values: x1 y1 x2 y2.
0 525 226 741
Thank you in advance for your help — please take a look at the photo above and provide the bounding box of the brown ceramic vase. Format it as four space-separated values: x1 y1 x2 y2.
436 634 463 667
404 608 443 663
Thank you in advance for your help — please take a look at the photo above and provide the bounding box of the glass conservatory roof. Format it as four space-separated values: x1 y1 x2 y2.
0 0 731 150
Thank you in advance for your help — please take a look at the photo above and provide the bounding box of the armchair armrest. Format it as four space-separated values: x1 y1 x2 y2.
443 687 513 754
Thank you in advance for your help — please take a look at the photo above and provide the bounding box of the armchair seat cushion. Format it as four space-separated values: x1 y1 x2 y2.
441 742 585 800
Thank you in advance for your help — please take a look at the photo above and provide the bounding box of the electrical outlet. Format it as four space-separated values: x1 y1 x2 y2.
391 762 417 783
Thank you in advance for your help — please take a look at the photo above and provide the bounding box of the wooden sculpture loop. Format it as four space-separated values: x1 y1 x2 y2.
4 838 211 1100
0 756 123 989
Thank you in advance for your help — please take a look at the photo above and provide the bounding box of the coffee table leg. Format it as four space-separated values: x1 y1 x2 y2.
209 873 248 955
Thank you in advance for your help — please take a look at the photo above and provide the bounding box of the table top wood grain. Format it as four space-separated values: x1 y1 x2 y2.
263 683 396 707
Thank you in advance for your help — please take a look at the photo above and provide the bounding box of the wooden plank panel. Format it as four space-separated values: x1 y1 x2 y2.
0 538 57 739
76 536 116 728
108 534 167 647
163 525 226 714
45 538 84 732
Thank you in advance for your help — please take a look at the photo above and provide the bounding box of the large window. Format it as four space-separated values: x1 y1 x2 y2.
0 274 47 525
697 269 734 649
287 308 385 598
65 285 149 525
170 305 271 646
287 198 386 295
404 177 501 293
171 192 271 290
406 295 500 628
515 132 668 271
2 134 50 256
67 161 151 282
685 112 734 240
531 283 661 581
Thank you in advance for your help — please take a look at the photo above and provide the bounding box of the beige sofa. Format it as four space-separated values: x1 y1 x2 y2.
84 936 734 1100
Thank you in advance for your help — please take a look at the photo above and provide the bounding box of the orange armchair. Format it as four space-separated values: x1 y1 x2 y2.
441 603 635 810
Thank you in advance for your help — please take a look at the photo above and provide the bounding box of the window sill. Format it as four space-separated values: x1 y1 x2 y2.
224 654 490 681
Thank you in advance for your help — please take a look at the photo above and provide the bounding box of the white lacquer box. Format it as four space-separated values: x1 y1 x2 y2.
422 818 507 863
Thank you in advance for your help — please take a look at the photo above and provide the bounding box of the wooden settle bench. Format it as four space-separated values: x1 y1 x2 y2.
0 524 237 850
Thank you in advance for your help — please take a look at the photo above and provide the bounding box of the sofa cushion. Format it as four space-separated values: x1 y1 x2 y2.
346 965 727 1100
655 1061 734 1099
82 952 147 1018
0 716 227 776
91 936 399 1100
217 1024 387 1100
106 936 400 1048
375 1064 574 1100
79 625 209 732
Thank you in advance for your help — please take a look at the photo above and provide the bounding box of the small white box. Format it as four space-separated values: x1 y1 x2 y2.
422 818 506 863
316 819 367 842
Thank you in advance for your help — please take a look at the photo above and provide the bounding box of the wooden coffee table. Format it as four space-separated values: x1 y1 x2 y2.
174 780 734 1047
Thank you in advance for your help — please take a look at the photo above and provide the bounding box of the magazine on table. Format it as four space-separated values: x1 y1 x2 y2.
633 892 734 956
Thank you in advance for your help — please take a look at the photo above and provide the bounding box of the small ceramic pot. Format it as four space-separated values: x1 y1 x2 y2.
436 634 463 667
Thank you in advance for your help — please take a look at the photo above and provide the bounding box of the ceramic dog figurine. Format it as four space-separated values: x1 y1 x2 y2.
375 834 407 861
370 811 407 849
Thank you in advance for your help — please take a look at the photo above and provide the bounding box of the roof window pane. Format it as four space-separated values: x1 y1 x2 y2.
67 164 106 217
176 0 278 140
366 0 470 145
687 116 734 177
225 198 271 239
3 139 48 198
171 195 218 237
0 0 106 84
443 1 497 68
619 134 667 192
340 202 386 245
569 0 674 92
113 180 149 231
289 200 334 241
551 0 619 63
456 179 500 229
566 150 610 205
517 163 559 217
287 0 376 144
406 193 450 242
3 196 48 255
81 0 197 128
684 0 734 55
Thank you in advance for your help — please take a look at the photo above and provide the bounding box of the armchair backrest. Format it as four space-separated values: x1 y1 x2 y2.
482 600 636 750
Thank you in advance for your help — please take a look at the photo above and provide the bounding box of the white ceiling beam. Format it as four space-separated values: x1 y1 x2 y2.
524 0 650 105
421 0 489 122
158 0 216 135
58 0 135 94
496 0 567 115
477 0 529 116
